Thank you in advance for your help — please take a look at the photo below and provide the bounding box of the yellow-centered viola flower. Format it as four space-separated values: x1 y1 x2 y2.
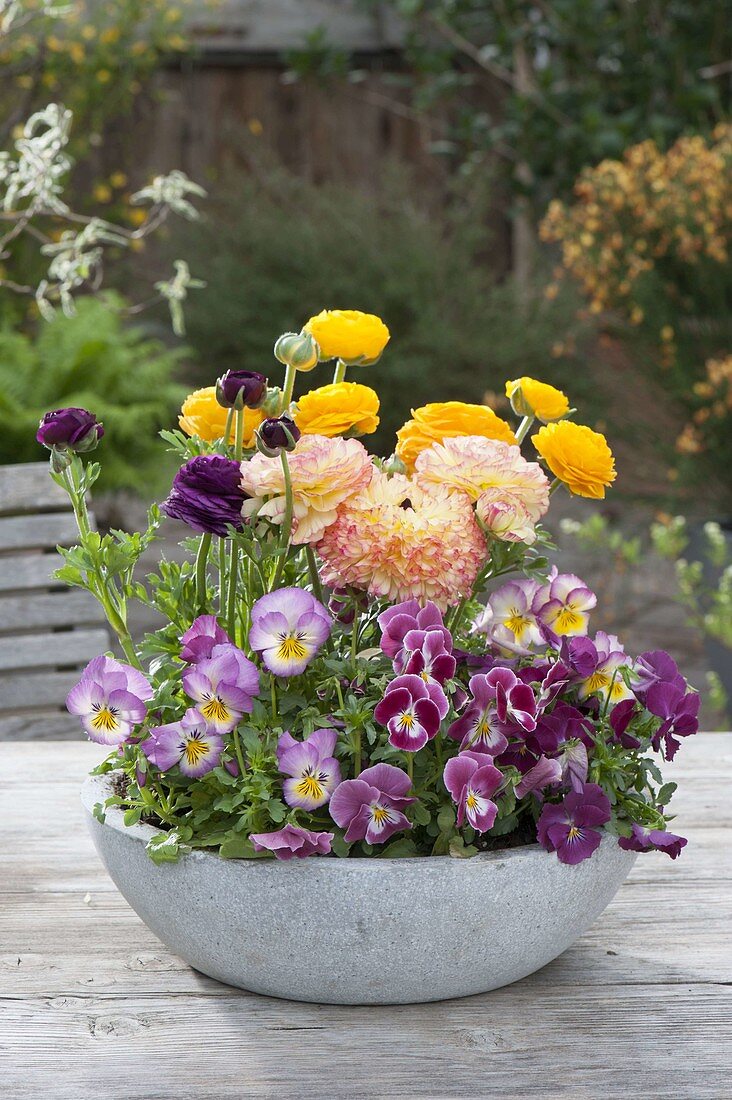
294 382 380 437
179 387 264 445
532 421 616 499
505 377 570 422
396 402 516 472
303 309 390 364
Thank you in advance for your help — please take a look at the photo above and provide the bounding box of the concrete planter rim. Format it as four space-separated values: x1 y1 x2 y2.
83 770 546 867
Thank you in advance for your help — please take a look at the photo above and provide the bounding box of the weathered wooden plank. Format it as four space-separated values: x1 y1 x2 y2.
0 552 65 593
0 670 86 710
0 629 108 674
0 712 83 740
0 462 70 516
0 512 80 553
0 590 104 634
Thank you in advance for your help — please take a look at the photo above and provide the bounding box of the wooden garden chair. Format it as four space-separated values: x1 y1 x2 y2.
0 462 109 740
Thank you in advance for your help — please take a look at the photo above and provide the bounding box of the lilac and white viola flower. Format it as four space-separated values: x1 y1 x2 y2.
249 587 331 677
373 673 447 752
377 599 451 662
537 782 611 864
397 627 456 685
182 643 260 734
180 615 231 664
329 763 414 845
142 708 224 777
66 655 153 745
443 750 502 832
618 823 687 859
514 754 563 799
277 728 342 810
533 569 597 638
577 631 634 706
478 579 544 651
250 824 334 860
447 672 509 755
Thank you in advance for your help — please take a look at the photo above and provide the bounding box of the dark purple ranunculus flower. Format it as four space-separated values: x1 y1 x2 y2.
162 454 247 537
537 782 611 864
216 369 268 410
256 415 301 456
618 824 687 859
37 407 104 451
646 681 700 761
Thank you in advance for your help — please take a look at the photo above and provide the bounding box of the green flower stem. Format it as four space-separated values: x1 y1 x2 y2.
232 727 247 776
270 674 279 723
447 596 468 635
549 477 563 495
281 363 297 412
271 450 294 590
218 537 227 617
227 540 239 640
64 458 92 540
195 532 212 612
515 414 535 444
406 754 414 784
350 607 360 664
332 359 347 384
353 728 362 778
305 544 326 607
223 407 235 448
234 408 245 462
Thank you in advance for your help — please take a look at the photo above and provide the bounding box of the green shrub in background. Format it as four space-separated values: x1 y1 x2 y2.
172 158 594 454
0 295 187 493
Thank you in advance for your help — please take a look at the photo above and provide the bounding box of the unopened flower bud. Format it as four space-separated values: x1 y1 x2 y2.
256 416 301 457
273 331 319 373
215 369 268 410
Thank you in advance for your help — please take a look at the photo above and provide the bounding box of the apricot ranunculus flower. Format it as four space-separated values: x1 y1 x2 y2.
317 469 486 609
240 434 373 545
532 421 616 499
294 382 380 437
395 402 516 472
179 387 264 446
303 310 390 364
505 377 570 422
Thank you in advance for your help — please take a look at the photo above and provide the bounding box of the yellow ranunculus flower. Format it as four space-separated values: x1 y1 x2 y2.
396 402 517 472
505 377 570 422
532 421 616 499
179 387 264 445
304 309 390 364
294 382 380 437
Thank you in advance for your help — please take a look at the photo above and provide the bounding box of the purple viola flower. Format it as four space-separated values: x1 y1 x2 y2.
142 708 224 778
646 681 700 761
537 783 611 864
576 631 633 707
250 824 334 860
515 754 562 799
216 369 268 410
609 698 641 749
556 739 589 792
256 415 301 456
398 628 456 685
443 751 502 833
448 668 535 753
180 615 231 664
632 650 686 699
162 454 248 537
618 824 687 860
493 668 538 733
558 634 601 680
377 600 451 661
277 728 342 810
373 673 447 752
37 406 104 451
533 569 597 638
478 579 544 651
249 587 331 676
66 655 152 745
182 643 260 733
329 763 414 845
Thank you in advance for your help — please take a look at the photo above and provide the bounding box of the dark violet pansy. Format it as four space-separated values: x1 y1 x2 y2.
162 454 247 537
215 369 268 410
250 824 334 860
646 681 700 761
618 824 687 859
37 406 104 452
329 763 414 845
537 782 611 864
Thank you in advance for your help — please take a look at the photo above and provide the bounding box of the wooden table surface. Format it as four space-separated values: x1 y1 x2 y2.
1 737 730 1099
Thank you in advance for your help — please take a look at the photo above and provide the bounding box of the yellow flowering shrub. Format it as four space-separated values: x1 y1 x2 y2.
396 402 516 472
532 421 616 500
179 387 264 446
295 382 380 437
304 310 391 364
676 354 732 458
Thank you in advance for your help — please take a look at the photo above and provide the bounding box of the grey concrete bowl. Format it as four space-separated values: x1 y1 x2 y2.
82 772 635 1005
